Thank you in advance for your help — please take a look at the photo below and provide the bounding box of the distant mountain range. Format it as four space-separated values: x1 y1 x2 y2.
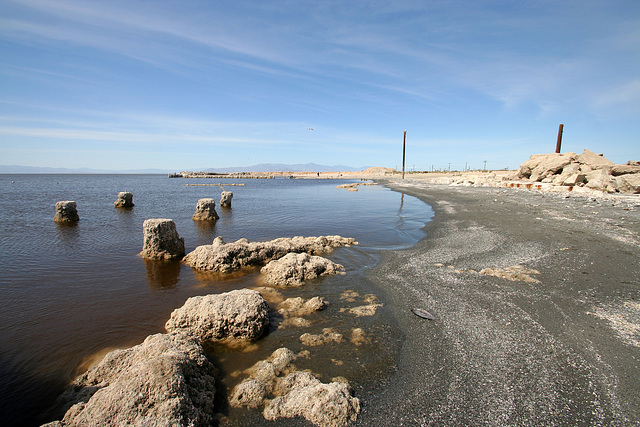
0 163 366 174
0 165 171 174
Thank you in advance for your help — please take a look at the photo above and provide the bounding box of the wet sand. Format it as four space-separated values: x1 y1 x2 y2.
359 179 640 425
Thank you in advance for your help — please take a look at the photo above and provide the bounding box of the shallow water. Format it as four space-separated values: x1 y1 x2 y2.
0 175 432 426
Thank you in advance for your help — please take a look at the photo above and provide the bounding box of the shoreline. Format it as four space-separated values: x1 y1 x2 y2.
357 179 640 425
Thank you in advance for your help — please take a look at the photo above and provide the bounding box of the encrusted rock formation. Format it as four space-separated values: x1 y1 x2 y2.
192 198 219 221
53 201 79 223
229 347 360 427
278 296 327 317
113 191 134 208
183 235 357 273
263 374 360 427
516 149 640 193
220 190 233 207
164 289 270 342
140 218 185 260
43 333 217 427
260 252 345 287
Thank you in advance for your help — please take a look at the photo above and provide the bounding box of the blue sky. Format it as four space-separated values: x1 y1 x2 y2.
1 0 638 171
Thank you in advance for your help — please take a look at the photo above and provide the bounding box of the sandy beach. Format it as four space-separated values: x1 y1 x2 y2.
355 178 640 425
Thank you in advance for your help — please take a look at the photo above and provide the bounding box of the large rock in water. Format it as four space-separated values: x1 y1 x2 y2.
183 235 357 273
165 289 270 342
140 218 185 260
220 191 233 207
192 198 219 221
113 191 134 208
54 201 79 223
44 332 217 427
260 252 345 287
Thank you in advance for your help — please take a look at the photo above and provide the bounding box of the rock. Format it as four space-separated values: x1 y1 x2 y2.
48 332 217 427
113 191 134 208
140 219 185 260
554 163 580 185
220 191 233 207
611 164 640 176
577 149 616 169
278 296 327 318
229 347 360 426
183 235 357 273
628 160 640 166
229 379 267 409
479 265 541 283
562 173 586 186
339 304 383 317
528 153 576 182
263 374 360 427
260 253 345 287
350 328 370 346
165 289 270 342
585 169 617 193
229 348 297 407
616 174 640 194
54 201 79 223
192 198 219 221
299 328 344 346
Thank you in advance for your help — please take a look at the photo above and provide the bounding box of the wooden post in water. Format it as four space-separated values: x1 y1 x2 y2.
402 130 406 179
555 124 564 153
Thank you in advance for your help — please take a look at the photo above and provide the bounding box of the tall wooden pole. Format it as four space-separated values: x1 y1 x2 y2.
555 124 564 153
402 130 406 179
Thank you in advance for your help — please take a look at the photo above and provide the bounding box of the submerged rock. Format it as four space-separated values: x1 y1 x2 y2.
278 296 327 317
165 289 269 342
299 328 345 346
229 347 360 427
140 218 185 260
45 332 217 427
183 235 357 273
192 198 219 221
263 374 360 427
113 191 134 208
220 190 233 207
54 201 79 223
261 252 345 287
276 296 327 329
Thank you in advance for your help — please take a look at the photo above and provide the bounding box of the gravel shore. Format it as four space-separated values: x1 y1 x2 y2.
359 179 640 426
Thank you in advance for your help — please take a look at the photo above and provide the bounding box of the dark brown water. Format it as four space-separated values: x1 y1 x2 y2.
0 174 432 426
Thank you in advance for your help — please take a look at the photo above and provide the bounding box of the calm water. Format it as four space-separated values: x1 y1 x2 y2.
0 174 432 426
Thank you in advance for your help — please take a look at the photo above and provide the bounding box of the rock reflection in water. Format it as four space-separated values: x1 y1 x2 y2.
144 259 181 289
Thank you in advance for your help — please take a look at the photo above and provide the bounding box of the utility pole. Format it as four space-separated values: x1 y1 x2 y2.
402 130 407 179
555 124 564 153
483 160 487 171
